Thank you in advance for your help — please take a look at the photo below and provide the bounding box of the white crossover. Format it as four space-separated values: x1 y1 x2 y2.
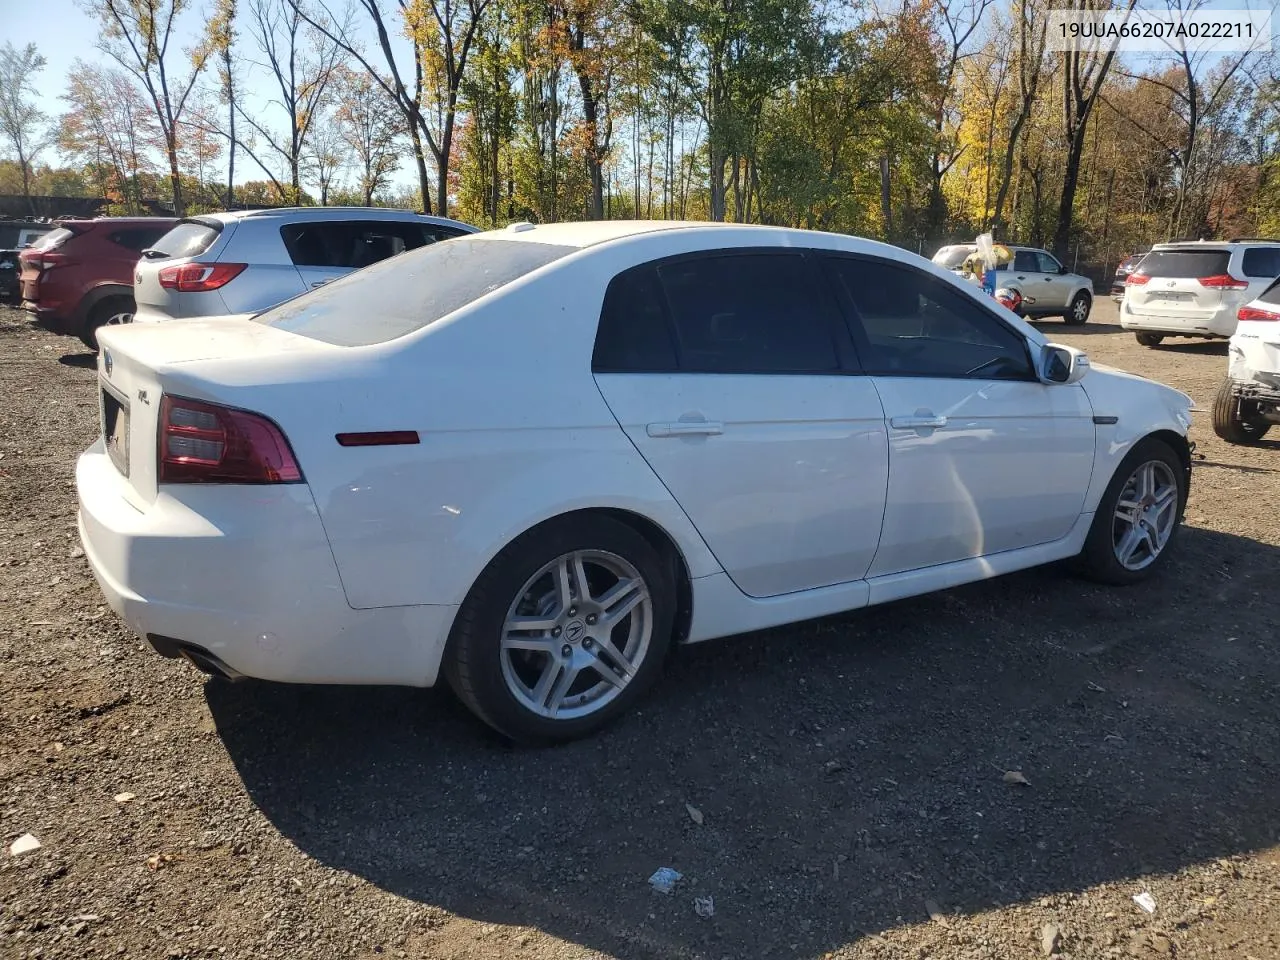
1212 277 1280 443
78 221 1196 743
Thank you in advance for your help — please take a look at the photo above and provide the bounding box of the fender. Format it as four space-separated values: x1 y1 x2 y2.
1079 364 1194 515
74 283 135 334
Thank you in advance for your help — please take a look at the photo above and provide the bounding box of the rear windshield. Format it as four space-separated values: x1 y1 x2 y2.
253 236 576 346
1137 249 1230 278
30 227 76 251
147 220 221 259
932 246 973 268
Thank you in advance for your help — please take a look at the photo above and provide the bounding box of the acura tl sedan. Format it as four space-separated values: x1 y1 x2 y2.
78 221 1195 743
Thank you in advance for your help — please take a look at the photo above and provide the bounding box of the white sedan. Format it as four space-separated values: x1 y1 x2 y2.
78 221 1195 743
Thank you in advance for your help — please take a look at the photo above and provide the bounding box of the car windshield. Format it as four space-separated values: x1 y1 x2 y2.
253 236 577 346
932 246 973 268
1136 249 1230 278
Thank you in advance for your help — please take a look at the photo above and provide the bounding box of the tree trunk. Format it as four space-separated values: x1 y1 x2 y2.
167 136 185 217
1051 123 1088 259
407 123 433 214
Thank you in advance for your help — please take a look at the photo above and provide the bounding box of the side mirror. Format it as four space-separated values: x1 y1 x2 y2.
1041 343 1089 384
1058 265 1069 275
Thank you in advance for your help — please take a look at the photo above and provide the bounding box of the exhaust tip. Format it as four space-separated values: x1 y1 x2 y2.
146 634 243 681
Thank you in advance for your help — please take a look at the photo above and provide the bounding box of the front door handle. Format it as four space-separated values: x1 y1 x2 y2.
647 420 724 438
890 415 948 430
311 279 333 288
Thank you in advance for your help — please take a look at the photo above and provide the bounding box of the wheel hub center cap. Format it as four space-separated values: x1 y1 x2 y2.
563 619 586 643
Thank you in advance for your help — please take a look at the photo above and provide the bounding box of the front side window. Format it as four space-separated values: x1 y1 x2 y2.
1036 252 1062 273
823 256 1033 380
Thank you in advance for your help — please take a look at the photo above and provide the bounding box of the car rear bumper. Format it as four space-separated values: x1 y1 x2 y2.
1120 302 1236 338
76 441 456 687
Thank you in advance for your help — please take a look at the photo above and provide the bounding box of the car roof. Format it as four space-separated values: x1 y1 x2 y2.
61 217 177 228
195 207 476 231
1152 239 1280 250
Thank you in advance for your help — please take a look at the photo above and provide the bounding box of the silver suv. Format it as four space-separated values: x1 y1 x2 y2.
132 207 478 322
1120 239 1280 347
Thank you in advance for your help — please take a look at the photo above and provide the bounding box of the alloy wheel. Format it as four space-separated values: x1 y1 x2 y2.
500 549 653 720
1111 460 1178 571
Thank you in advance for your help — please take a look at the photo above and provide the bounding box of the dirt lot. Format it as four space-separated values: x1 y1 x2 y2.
2 299 1279 960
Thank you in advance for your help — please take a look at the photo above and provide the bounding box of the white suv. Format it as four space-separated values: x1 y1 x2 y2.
1120 239 1280 347
132 207 477 322
1212 276 1280 443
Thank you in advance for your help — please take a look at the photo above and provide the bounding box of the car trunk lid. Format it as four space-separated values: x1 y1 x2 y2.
1126 248 1239 319
134 218 233 320
94 319 342 508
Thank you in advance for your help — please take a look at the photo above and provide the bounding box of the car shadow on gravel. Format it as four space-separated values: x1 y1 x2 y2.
1029 319 1123 337
57 352 96 369
207 525 1280 960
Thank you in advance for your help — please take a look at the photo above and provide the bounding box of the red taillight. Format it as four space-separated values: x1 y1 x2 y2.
157 262 247 293
1238 305 1280 322
24 250 68 270
159 395 303 484
1197 274 1248 290
1126 272 1150 285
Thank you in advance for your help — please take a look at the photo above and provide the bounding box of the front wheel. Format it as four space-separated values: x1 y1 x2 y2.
444 514 676 744
81 296 135 351
1072 438 1186 585
1212 377 1272 444
1064 291 1091 325
1134 332 1164 348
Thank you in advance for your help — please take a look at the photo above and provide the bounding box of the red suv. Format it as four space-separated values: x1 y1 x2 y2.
20 217 177 349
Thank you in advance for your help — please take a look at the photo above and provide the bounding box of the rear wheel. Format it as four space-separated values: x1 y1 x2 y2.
1134 332 1164 348
1073 438 1185 585
80 296 134 351
445 514 676 744
1212 377 1272 444
1064 291 1091 325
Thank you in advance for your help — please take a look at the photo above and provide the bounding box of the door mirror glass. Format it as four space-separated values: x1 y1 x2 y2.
1042 343 1089 384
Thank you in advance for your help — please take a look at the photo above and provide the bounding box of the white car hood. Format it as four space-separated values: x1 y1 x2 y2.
1082 361 1196 417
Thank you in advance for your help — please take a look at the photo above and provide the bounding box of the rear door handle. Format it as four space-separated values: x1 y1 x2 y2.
311 279 333 288
647 420 724 438
890 415 948 430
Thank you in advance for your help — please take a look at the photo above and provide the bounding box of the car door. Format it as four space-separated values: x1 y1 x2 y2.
1034 250 1071 309
1009 249 1053 307
591 250 890 599
821 254 1095 578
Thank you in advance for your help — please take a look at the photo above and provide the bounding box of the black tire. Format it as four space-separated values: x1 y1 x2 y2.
1212 377 1272 444
1134 332 1164 348
1072 437 1186 586
80 296 135 351
444 514 676 745
1064 291 1091 325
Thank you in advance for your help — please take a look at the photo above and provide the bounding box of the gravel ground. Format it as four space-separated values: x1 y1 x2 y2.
2 299 1278 960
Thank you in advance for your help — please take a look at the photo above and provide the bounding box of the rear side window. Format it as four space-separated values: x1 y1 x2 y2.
824 255 1033 380
1137 250 1230 278
1013 250 1039 272
1241 247 1280 279
254 237 575 346
656 254 841 373
149 221 221 259
1258 277 1280 307
281 220 458 269
593 267 678 372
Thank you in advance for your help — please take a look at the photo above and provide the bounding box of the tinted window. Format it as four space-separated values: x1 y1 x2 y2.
108 227 170 251
824 256 1033 380
1036 252 1061 273
255 237 574 346
592 267 678 372
1258 277 1280 307
149 221 221 259
654 254 840 373
1136 250 1230 278
1013 250 1039 272
281 220 457 269
932 246 974 268
1241 247 1280 279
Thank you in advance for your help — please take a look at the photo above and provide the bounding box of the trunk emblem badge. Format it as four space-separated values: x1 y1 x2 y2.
103 350 112 376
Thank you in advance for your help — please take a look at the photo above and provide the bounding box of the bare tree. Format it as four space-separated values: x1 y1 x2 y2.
332 67 403 204
240 0 347 202
90 0 219 216
0 42 54 211
290 0 490 215
304 115 345 203
210 0 238 208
